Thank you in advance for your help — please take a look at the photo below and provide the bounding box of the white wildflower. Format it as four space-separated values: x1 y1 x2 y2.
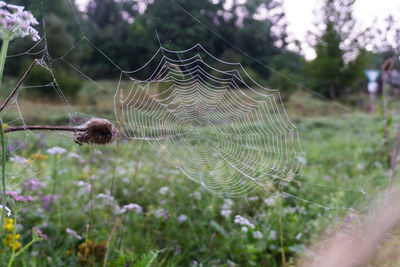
120 203 143 214
233 215 255 229
247 196 259 202
296 232 302 240
269 230 277 240
297 156 307 165
252 230 263 239
177 214 188 223
46 146 67 155
220 198 234 218
0 205 11 217
10 155 29 165
189 191 202 200
241 226 248 232
74 181 91 191
117 166 126 175
224 199 234 206
96 193 114 203
220 209 232 217
264 197 275 206
159 186 169 195
154 208 169 219
357 162 365 170
0 3 39 41
68 152 84 162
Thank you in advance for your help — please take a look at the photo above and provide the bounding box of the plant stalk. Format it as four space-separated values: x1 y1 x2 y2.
385 124 400 207
278 191 287 267
4 125 85 133
0 59 38 113
0 119 6 234
0 38 10 90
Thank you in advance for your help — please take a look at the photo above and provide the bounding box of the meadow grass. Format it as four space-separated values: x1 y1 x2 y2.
0 84 395 266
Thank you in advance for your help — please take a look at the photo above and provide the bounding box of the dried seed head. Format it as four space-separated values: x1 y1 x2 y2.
74 118 118 145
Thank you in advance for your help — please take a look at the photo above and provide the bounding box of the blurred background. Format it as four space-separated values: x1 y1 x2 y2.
3 0 400 114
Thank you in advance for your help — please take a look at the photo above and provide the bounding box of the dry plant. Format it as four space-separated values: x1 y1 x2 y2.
298 192 400 267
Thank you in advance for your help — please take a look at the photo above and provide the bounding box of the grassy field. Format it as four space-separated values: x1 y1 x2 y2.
0 83 398 266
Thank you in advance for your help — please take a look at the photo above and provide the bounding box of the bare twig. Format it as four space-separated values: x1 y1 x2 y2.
4 125 84 133
0 59 38 113
3 118 118 145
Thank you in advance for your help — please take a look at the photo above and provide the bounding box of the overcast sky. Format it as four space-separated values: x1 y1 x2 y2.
283 0 400 59
76 0 400 60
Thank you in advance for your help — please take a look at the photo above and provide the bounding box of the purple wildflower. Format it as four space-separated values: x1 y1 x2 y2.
33 227 47 240
6 191 18 198
23 178 45 191
40 195 58 211
15 195 27 202
66 228 82 240
6 191 34 203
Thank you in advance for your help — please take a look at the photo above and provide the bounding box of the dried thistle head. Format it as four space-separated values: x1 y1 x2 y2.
74 118 118 145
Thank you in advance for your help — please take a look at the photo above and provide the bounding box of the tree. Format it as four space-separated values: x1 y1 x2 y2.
306 0 370 99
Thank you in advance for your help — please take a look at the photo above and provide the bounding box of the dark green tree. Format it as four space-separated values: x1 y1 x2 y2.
306 0 370 99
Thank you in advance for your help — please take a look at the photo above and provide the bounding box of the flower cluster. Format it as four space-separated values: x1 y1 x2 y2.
234 215 255 232
33 227 48 241
40 194 58 211
120 203 143 214
7 191 34 203
2 218 21 250
3 233 20 250
46 146 67 155
66 228 82 240
0 2 39 41
10 155 30 165
220 199 234 217
177 214 188 223
154 208 169 219
23 178 45 191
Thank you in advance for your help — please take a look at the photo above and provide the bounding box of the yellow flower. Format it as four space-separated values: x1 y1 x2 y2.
4 223 13 231
30 153 48 161
3 234 21 250
2 124 8 130
12 241 21 250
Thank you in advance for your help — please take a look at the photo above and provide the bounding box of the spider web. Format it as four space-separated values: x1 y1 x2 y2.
114 44 304 197
0 0 369 208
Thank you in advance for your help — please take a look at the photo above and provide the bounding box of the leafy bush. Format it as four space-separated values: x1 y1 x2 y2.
23 65 83 101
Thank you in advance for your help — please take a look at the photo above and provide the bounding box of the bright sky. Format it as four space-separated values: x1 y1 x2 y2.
75 0 400 60
283 0 400 59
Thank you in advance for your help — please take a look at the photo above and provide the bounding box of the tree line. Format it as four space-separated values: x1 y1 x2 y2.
5 0 400 101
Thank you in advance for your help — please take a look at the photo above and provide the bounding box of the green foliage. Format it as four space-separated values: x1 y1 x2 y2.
306 0 370 99
24 65 83 100
268 52 305 100
111 251 159 267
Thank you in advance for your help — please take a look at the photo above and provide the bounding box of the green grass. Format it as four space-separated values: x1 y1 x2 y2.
0 85 397 266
